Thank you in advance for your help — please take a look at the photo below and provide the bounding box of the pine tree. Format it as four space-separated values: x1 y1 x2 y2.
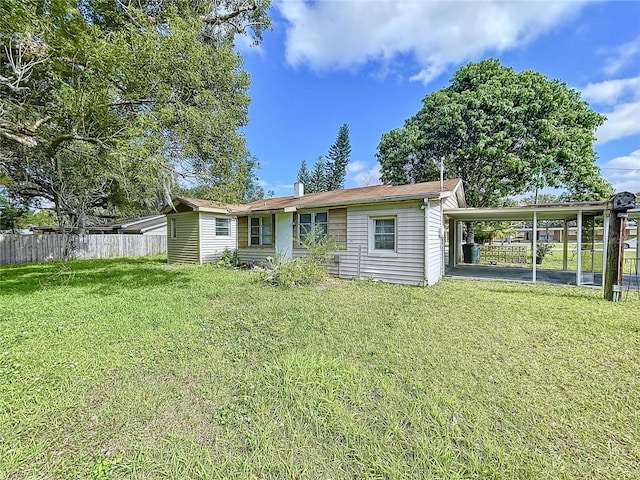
296 160 311 186
308 157 327 193
326 124 351 191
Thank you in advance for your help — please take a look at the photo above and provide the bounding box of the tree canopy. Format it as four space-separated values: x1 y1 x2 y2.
377 59 613 208
0 0 271 229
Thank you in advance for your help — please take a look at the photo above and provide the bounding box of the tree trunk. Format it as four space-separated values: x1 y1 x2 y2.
465 221 475 244
604 211 625 301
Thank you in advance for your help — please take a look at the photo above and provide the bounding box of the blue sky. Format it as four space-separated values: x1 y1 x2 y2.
240 0 640 198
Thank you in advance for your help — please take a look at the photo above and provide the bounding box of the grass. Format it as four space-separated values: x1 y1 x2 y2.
1 256 639 479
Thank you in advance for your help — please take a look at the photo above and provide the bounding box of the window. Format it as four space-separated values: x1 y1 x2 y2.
250 216 272 246
170 218 177 239
299 212 328 243
372 217 396 251
215 217 230 236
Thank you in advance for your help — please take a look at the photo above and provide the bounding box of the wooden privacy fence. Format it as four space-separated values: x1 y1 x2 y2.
0 234 166 265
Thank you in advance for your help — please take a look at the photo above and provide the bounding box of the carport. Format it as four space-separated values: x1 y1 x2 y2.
444 202 610 287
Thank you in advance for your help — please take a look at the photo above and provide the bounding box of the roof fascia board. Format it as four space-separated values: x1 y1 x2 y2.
444 203 607 220
233 192 446 214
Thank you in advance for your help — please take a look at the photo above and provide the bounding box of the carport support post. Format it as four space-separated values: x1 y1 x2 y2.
562 221 568 271
448 218 456 267
576 211 583 286
602 213 609 284
532 212 537 283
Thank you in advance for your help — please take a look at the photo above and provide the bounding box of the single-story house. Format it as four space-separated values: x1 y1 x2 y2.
163 179 465 286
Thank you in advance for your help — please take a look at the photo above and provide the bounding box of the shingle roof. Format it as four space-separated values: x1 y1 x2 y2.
164 179 463 214
234 179 463 213
163 197 244 213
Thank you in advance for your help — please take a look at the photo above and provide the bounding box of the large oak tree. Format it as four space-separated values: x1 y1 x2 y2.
377 59 613 214
0 0 271 232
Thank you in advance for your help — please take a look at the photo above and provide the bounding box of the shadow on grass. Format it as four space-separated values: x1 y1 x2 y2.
469 282 611 303
0 256 186 296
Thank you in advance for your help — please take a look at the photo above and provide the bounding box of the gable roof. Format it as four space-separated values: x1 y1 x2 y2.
233 179 464 213
161 197 243 214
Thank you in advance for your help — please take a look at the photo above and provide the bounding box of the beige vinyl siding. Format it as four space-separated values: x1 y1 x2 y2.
166 212 199 263
199 213 237 263
328 208 347 247
426 200 444 285
337 202 425 285
237 247 276 264
237 214 276 264
238 216 248 247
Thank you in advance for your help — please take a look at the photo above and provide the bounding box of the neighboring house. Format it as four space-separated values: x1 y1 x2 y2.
163 179 465 286
31 215 167 235
115 215 167 235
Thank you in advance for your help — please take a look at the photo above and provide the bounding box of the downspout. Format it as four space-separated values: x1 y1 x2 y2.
424 199 430 287
198 212 203 264
440 204 445 280
235 216 239 252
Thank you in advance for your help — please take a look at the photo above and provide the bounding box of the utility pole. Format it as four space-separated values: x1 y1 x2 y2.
604 192 637 301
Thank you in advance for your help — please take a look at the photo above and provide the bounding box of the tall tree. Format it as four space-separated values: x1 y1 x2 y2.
296 159 311 186
377 59 612 213
308 156 327 194
0 0 271 237
325 123 351 190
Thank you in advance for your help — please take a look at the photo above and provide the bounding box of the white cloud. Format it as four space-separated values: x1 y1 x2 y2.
581 76 640 105
595 101 640 144
277 0 590 83
346 160 368 174
346 160 381 187
580 76 640 144
600 150 640 194
602 35 640 76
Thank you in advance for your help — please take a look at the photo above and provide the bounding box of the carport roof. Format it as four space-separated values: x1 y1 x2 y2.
444 201 608 222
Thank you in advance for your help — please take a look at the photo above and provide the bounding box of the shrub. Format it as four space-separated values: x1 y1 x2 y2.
258 226 338 287
535 242 554 260
259 256 327 287
217 248 241 268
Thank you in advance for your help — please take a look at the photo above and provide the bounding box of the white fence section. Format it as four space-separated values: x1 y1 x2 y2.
0 234 167 265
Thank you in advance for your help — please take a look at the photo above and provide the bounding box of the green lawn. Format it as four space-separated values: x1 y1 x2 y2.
1 257 639 479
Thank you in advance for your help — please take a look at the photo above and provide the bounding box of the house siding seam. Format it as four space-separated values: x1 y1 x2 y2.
199 213 237 263
166 212 199 263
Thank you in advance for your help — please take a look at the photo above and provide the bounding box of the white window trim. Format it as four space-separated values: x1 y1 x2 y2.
369 216 398 257
215 217 231 237
297 211 328 245
170 218 177 239
249 216 273 246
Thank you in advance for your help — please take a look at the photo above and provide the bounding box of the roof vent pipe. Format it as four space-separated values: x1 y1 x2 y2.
294 182 304 198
